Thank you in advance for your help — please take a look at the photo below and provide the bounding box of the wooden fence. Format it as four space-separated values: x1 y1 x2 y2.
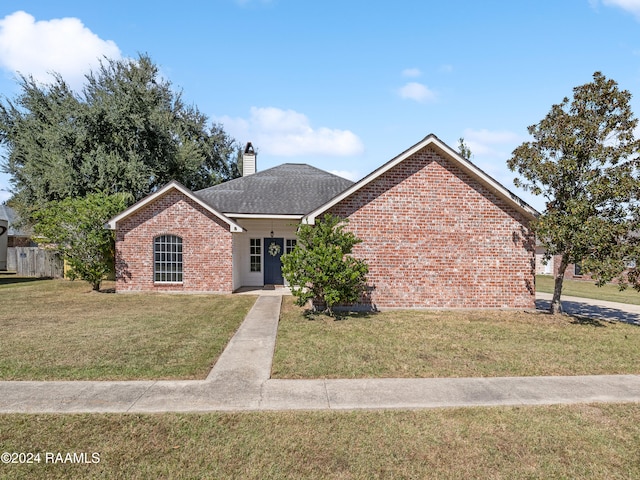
6 247 64 278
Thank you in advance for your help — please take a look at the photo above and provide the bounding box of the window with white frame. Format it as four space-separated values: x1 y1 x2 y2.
250 238 261 272
154 235 183 283
285 238 297 253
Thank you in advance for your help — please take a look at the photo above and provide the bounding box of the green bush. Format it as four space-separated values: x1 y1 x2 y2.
281 214 369 315
33 192 129 290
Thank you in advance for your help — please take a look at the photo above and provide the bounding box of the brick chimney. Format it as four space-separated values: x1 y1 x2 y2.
243 142 256 176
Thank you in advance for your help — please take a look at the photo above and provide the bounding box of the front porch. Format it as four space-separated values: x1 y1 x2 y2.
231 218 299 291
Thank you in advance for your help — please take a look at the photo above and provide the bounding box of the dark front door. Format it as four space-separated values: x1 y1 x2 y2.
264 237 284 285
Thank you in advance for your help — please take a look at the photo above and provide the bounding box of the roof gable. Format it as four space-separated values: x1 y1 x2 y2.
105 181 244 232
195 163 353 216
304 134 539 224
0 204 31 237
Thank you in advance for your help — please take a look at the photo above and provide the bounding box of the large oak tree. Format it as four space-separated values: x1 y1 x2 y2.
508 72 640 314
0 54 239 221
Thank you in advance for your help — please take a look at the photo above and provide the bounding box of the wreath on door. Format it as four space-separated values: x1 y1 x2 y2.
268 242 281 257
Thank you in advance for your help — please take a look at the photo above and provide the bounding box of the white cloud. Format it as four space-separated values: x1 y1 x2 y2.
462 128 523 158
397 82 437 103
594 0 640 19
219 107 364 157
0 11 121 89
402 68 422 78
459 129 527 200
0 189 11 203
329 170 361 182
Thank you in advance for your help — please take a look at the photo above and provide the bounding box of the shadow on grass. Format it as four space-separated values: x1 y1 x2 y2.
0 275 117 293
0 275 54 286
536 298 640 326
303 309 379 321
569 316 608 327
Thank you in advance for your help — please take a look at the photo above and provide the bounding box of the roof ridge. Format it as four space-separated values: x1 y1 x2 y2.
195 163 353 194
289 163 354 181
193 163 354 216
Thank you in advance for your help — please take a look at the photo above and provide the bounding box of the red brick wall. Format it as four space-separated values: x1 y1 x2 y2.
328 146 535 309
115 189 233 293
554 257 628 284
554 258 587 281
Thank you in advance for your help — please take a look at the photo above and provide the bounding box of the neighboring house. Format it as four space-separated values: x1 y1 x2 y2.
535 247 638 284
552 257 634 283
1 204 36 271
107 134 539 309
561 259 587 281
535 242 554 275
0 205 34 248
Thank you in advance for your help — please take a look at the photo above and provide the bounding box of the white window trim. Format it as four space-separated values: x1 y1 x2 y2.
250 238 262 272
154 235 183 283
285 238 297 254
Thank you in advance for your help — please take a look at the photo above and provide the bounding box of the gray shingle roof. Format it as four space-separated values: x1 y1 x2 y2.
195 164 354 215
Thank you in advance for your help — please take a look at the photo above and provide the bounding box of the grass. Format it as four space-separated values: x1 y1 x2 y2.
4 276 640 381
272 297 640 379
536 274 640 305
1 404 640 479
0 277 256 380
2 279 640 477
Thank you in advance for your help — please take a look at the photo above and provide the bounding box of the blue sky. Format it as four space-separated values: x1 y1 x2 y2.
1 0 640 211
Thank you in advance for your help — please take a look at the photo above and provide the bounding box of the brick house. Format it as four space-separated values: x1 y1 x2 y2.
536 250 635 283
1 205 37 272
0 205 34 248
107 134 539 309
546 255 633 283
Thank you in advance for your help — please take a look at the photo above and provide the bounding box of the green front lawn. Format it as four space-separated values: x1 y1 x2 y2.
272 297 640 379
2 405 640 479
2 278 640 478
536 274 640 305
0 278 255 380
4 277 640 382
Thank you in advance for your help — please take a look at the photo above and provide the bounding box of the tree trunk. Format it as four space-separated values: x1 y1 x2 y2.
550 254 570 314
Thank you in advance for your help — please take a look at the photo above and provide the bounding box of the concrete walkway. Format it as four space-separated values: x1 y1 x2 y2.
2 294 640 414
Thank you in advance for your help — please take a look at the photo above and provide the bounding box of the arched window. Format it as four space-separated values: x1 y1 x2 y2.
154 235 183 283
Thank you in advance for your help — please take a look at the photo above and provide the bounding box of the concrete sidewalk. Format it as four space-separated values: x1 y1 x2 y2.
3 375 640 413
1 294 640 414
